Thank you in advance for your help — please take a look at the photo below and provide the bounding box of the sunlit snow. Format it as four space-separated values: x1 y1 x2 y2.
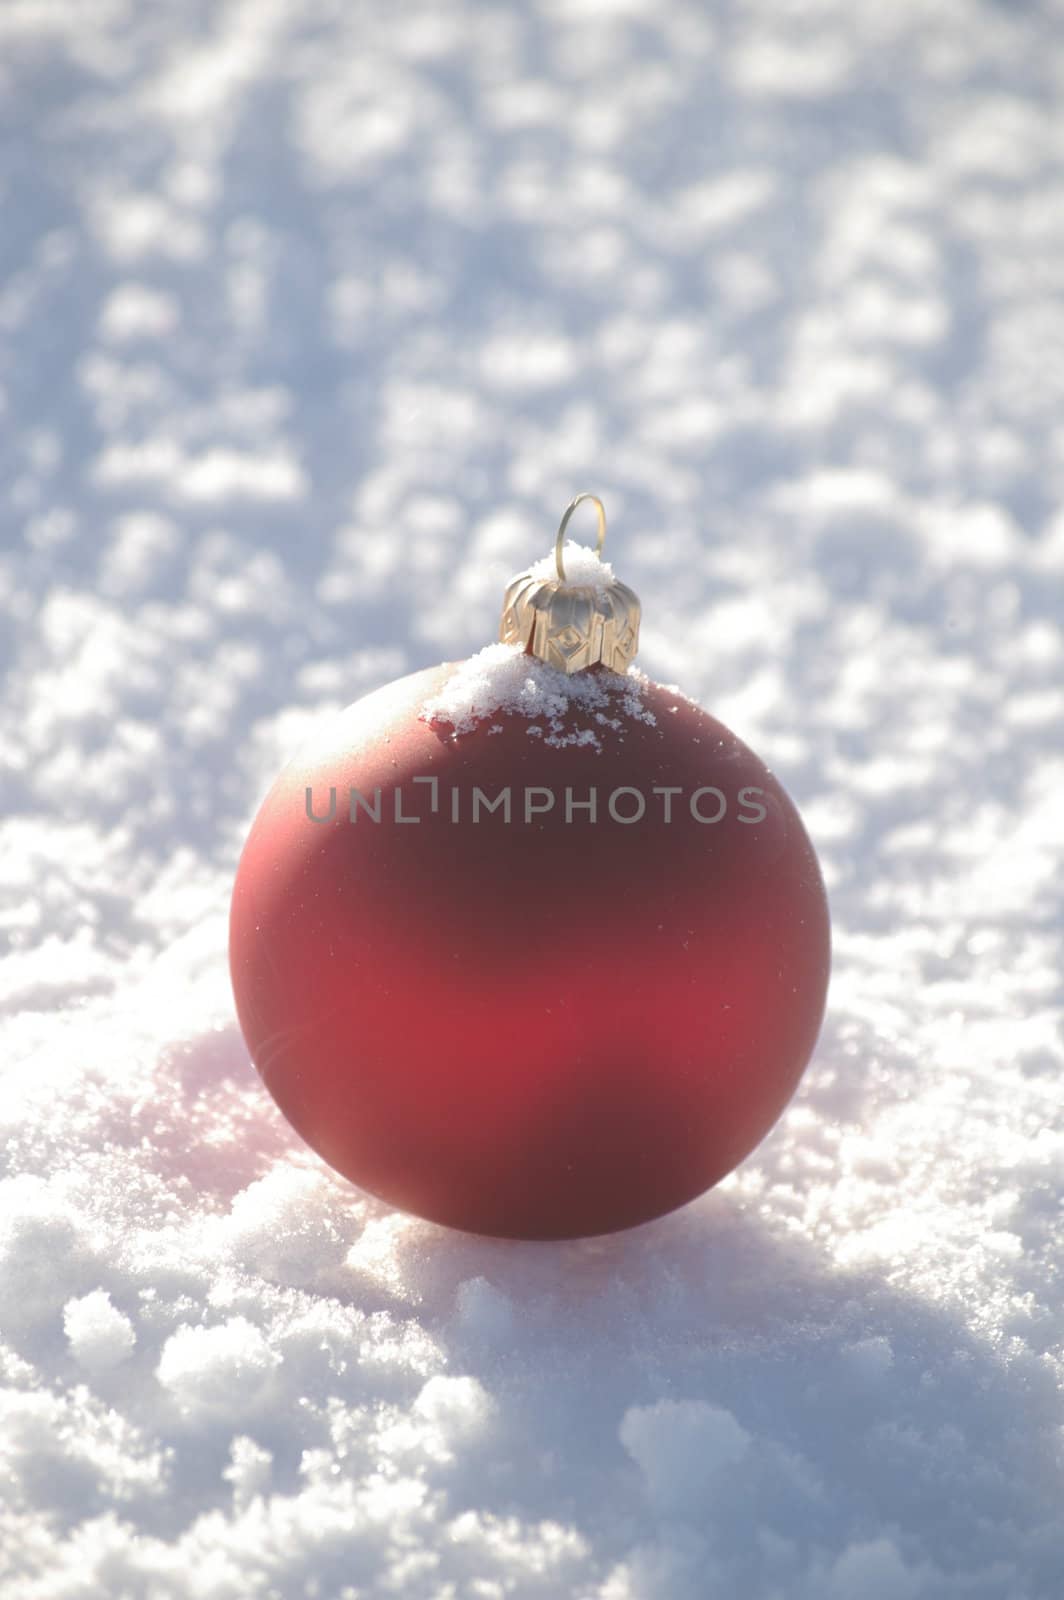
2 1 1064 1597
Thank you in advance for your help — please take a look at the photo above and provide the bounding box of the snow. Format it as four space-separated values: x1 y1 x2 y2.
419 639 657 747
2 0 1064 1597
157 1319 282 1418
525 537 618 591
63 1292 137 1375
619 1399 751 1514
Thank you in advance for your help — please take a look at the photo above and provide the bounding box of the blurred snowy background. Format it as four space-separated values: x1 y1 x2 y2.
2 0 1064 1595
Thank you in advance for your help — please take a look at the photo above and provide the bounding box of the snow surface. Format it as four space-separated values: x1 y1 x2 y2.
2 1 1064 1597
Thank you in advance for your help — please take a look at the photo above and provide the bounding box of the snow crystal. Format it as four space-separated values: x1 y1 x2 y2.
455 1277 515 1341
218 1165 360 1287
63 1290 136 1374
419 640 658 750
412 1374 497 1443
156 1318 281 1416
0 1175 98 1332
223 1435 273 1511
619 1399 750 1516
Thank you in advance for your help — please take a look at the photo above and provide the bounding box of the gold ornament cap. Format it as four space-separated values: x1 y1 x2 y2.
499 493 641 675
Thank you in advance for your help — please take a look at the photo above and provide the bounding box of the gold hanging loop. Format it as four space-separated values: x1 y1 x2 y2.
499 493 641 675
555 493 607 582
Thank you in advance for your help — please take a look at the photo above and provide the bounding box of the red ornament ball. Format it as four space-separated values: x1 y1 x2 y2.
229 653 830 1240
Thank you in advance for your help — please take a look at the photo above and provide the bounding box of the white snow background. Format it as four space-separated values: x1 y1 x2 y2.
2 1 1063 1596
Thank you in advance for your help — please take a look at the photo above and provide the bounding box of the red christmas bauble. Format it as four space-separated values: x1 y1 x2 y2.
230 645 830 1239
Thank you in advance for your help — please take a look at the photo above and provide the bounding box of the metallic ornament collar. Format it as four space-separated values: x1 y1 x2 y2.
499 493 642 675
